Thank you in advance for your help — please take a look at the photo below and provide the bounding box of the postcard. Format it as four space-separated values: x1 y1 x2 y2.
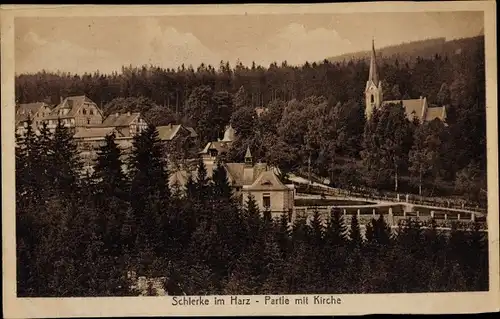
1 2 499 317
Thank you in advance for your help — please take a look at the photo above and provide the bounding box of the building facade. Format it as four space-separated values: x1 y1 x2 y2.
15 102 52 135
43 96 104 132
169 147 295 215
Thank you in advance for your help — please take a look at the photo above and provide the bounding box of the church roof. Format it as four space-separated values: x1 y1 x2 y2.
425 106 447 122
368 39 379 86
382 98 425 120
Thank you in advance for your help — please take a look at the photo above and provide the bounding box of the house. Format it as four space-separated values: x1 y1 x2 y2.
199 125 236 163
43 95 104 132
199 141 232 164
365 39 447 122
15 102 52 135
157 124 200 167
169 147 295 216
73 126 134 174
157 124 198 142
100 112 148 137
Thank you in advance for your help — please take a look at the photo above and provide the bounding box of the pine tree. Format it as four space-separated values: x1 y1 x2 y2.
49 118 82 199
374 212 392 246
308 210 324 247
211 160 232 200
94 132 128 200
349 213 363 248
324 207 349 247
127 124 171 263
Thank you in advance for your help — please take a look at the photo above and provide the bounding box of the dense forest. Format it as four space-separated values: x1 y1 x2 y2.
16 119 489 296
15 35 487 204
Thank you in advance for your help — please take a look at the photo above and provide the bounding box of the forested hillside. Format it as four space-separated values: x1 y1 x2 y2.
14 35 487 202
327 36 484 65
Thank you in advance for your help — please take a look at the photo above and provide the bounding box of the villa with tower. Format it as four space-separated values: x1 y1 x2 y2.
365 40 447 123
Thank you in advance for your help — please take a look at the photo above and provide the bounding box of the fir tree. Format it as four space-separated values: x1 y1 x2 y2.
349 213 363 248
324 207 349 247
127 124 171 261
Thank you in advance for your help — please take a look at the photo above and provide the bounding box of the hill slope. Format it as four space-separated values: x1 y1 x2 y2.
327 35 485 64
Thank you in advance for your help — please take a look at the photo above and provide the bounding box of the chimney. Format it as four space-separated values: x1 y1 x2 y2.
60 96 63 104
127 111 131 116
420 96 423 100
115 113 120 117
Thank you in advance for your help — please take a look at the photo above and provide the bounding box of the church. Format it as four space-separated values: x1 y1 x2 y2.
365 40 447 123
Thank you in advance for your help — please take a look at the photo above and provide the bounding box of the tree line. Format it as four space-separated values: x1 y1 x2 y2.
16 117 488 296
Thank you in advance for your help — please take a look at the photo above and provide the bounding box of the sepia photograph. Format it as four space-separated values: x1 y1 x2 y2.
1 2 499 317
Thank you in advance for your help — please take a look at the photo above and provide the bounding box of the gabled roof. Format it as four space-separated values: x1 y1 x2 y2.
47 95 101 120
157 124 198 141
158 124 181 141
102 112 141 127
199 141 232 155
16 102 50 124
16 102 49 116
73 126 124 139
225 162 268 187
245 170 290 191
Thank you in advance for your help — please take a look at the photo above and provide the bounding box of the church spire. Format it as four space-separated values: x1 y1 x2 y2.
368 38 379 86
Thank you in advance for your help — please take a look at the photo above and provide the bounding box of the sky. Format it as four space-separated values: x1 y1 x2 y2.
15 11 484 75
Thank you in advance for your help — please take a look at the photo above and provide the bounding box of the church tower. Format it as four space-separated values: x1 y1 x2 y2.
365 39 383 119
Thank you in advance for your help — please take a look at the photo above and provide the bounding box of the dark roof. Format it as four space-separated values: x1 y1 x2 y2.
200 141 232 154
169 161 272 189
73 126 123 139
157 124 198 141
16 102 50 123
102 112 141 127
46 95 100 120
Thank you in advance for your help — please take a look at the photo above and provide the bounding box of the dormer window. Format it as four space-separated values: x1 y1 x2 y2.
90 109 94 115
371 94 374 103
83 109 87 115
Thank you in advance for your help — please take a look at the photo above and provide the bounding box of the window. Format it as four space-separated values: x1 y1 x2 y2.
90 109 94 115
371 94 374 103
263 193 271 208
83 109 87 115
87 118 91 124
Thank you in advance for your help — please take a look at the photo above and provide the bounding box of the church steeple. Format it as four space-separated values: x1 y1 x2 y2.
365 38 383 119
368 38 379 86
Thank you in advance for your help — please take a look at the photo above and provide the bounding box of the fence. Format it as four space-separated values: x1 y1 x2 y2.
293 183 487 213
